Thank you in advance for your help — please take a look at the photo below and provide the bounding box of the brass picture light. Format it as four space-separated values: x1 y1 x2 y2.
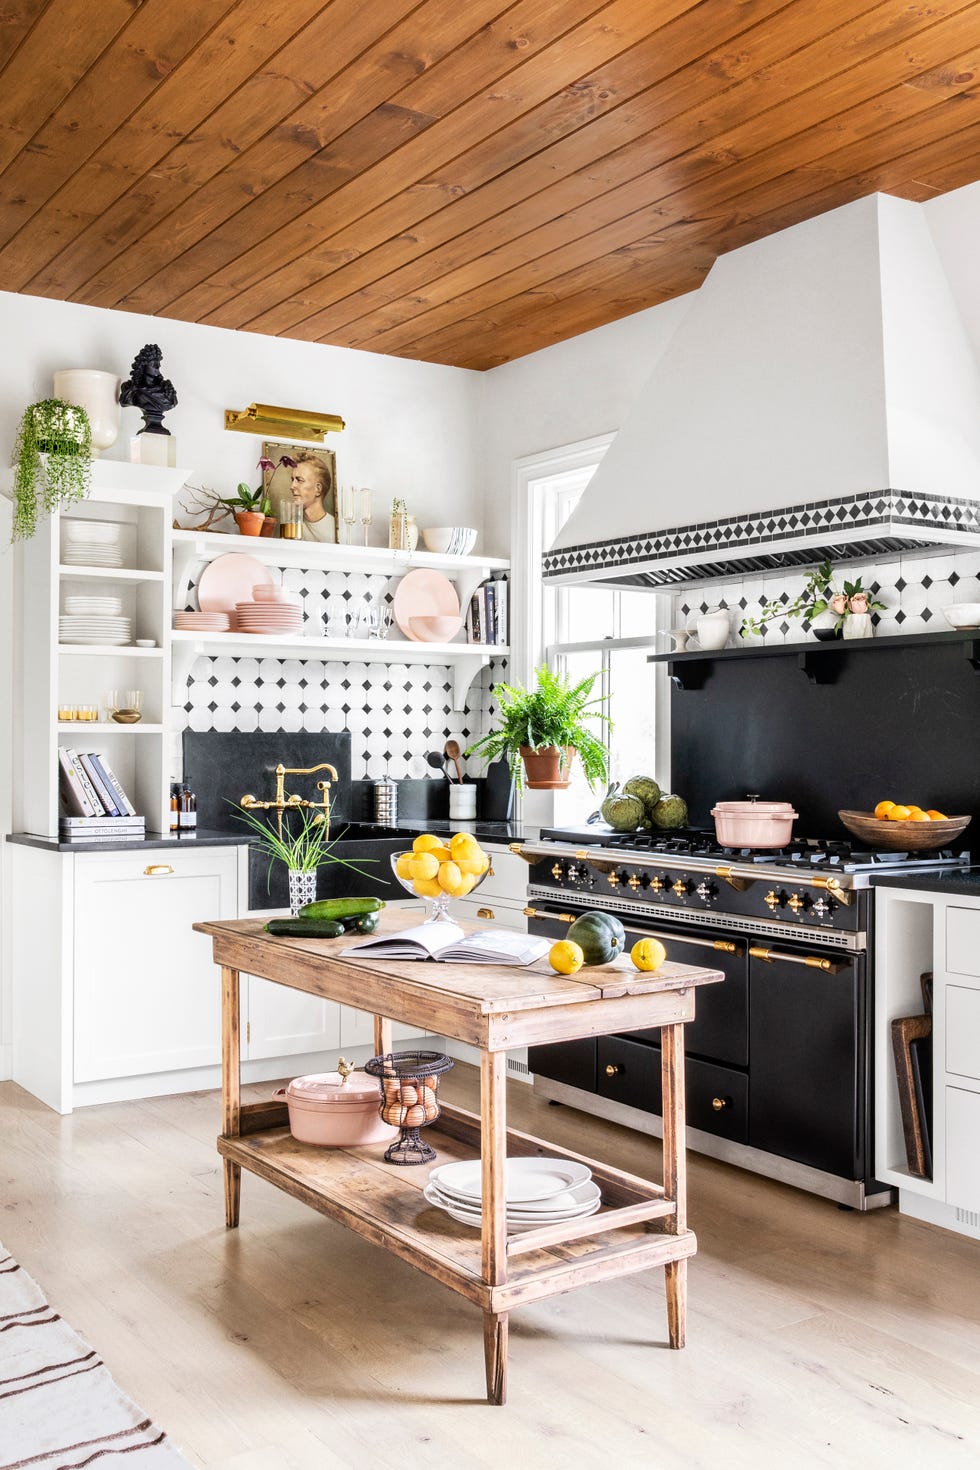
224 402 346 442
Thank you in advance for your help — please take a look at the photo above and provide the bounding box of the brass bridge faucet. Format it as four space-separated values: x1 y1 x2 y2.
241 762 338 838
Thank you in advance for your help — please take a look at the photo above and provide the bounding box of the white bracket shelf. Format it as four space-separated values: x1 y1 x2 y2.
170 631 506 710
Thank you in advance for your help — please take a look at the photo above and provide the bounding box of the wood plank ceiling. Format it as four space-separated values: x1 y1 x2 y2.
1 1 979 370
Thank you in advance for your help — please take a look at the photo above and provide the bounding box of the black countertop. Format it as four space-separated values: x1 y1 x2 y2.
870 867 980 896
7 820 533 857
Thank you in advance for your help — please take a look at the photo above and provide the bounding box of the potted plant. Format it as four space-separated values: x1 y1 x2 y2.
234 803 375 915
10 398 93 540
740 559 885 640
465 664 610 791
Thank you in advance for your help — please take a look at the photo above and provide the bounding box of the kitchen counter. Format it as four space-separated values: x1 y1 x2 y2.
6 828 252 855
870 865 980 895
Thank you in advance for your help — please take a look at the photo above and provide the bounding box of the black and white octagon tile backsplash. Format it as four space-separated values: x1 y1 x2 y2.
673 549 980 643
173 562 504 780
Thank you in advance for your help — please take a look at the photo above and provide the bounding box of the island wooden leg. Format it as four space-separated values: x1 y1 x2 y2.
373 1014 392 1056
661 1021 687 1349
481 1049 509 1404
221 964 241 1229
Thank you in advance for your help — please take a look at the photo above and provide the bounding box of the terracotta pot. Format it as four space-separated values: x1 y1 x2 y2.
259 514 278 537
235 510 265 536
520 744 575 789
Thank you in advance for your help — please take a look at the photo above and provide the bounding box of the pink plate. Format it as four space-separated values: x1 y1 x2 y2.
198 552 274 613
392 569 460 642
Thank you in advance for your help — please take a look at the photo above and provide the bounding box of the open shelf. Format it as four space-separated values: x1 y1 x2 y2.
650 631 980 688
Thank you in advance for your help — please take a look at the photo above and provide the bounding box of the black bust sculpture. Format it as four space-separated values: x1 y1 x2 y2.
119 343 178 435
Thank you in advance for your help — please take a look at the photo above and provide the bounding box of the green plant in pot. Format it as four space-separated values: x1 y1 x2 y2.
233 802 376 915
10 398 93 540
740 559 884 640
465 664 610 792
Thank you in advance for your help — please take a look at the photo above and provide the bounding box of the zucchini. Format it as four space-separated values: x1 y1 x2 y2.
265 917 345 939
298 896 384 921
343 910 381 934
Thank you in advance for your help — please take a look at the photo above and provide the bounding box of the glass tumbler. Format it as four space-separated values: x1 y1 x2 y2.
278 501 304 540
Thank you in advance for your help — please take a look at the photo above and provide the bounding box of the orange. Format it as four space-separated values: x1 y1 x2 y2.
926 809 948 820
906 805 924 815
874 800 896 818
908 810 931 822
887 804 912 821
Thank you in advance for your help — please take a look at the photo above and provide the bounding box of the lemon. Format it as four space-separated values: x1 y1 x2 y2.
395 852 414 880
874 800 895 819
550 940 584 975
455 855 485 875
408 851 439 881
632 938 667 972
413 877 442 898
412 833 444 854
437 860 465 895
429 845 453 862
887 804 912 821
927 809 948 820
450 832 481 861
457 872 479 895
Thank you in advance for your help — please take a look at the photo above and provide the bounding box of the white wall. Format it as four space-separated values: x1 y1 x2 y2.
0 290 483 535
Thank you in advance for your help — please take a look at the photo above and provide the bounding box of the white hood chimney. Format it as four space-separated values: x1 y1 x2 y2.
545 194 980 587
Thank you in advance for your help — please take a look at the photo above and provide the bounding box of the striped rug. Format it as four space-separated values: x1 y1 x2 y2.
0 1242 193 1469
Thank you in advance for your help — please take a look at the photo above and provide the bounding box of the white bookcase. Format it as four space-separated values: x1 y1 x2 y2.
17 463 187 838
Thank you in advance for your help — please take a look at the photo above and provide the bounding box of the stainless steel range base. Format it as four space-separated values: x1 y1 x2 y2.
533 1074 894 1212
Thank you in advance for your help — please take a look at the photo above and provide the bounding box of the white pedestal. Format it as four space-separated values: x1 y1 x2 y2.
130 434 176 468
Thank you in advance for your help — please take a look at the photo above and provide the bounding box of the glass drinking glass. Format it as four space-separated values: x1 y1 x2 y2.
57 702 77 722
106 690 142 723
353 599 377 640
359 488 372 547
278 500 303 540
325 595 349 639
339 484 357 545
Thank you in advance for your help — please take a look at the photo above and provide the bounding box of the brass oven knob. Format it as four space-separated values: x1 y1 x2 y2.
764 889 779 910
607 871 621 886
650 875 665 892
551 863 564 880
627 874 641 890
672 879 689 896
787 893 804 913
605 1063 624 1077
711 1096 730 1111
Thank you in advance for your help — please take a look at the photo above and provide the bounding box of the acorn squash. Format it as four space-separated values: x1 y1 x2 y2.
567 911 626 965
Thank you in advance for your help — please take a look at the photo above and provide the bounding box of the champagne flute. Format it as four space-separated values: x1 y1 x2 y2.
359 487 372 547
339 483 356 545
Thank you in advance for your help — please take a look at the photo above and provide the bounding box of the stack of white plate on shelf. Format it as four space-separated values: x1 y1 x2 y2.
174 610 234 632
58 614 132 646
62 520 123 567
235 598 304 636
64 594 123 617
423 1157 601 1232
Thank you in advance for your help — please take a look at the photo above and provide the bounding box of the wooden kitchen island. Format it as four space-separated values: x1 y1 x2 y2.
194 914 723 1404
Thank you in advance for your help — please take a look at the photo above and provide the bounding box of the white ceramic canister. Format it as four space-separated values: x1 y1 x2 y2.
53 369 121 453
695 607 731 650
449 783 477 819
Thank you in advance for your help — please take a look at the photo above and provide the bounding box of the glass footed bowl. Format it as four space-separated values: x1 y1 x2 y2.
390 848 490 923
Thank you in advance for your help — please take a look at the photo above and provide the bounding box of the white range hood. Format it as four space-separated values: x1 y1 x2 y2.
544 194 980 587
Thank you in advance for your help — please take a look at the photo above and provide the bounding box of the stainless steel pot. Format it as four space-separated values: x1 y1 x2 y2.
711 796 798 848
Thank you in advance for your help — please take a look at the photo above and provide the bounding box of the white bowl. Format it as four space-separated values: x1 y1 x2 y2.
943 603 980 629
421 527 477 556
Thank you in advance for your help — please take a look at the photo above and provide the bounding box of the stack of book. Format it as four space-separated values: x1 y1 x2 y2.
466 576 508 646
58 748 144 841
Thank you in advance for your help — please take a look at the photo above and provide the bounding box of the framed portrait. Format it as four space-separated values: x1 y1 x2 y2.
261 439 338 545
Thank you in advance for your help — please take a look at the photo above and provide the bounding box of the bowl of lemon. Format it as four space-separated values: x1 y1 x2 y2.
391 831 491 922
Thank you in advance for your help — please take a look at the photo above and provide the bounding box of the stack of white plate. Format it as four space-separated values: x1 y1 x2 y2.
62 521 123 568
423 1157 601 1232
64 594 123 617
58 615 131 646
174 611 233 632
235 599 304 636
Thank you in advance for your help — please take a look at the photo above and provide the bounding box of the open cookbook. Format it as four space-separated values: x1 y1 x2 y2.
342 922 551 966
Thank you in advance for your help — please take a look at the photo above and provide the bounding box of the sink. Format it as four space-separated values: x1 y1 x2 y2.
247 824 420 912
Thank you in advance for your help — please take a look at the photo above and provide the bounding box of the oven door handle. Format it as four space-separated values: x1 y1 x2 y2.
523 906 743 956
748 944 845 973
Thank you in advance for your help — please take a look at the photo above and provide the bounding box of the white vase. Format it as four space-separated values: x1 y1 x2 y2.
842 611 873 640
53 369 121 454
809 609 842 641
287 868 317 916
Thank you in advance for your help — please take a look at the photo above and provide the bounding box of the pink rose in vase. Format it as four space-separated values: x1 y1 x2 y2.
830 594 848 616
848 592 869 614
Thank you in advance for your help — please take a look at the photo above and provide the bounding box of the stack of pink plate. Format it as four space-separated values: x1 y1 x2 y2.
174 611 234 632
235 598 304 635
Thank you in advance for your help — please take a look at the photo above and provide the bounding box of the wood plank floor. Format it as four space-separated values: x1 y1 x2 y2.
1 1070 979 1468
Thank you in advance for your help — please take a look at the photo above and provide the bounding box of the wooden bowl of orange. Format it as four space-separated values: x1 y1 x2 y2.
838 806 971 851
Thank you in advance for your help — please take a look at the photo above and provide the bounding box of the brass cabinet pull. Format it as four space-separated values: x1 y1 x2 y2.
810 875 851 907
477 907 494 920
711 1096 730 1111
523 906 577 923
523 907 742 955
144 864 174 876
605 1063 624 1077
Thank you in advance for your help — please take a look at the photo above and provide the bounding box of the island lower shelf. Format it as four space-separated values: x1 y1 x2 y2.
221 1098 691 1313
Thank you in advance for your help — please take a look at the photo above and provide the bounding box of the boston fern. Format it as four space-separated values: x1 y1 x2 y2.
465 664 610 791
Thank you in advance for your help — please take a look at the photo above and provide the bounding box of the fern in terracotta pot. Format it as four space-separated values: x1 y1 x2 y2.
465 664 610 792
10 398 93 540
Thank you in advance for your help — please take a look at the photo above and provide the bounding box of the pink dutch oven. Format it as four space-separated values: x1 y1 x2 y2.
275 1067 398 1147
711 796 798 849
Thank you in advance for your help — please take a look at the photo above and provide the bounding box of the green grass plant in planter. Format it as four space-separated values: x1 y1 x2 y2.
11 398 93 541
465 663 610 792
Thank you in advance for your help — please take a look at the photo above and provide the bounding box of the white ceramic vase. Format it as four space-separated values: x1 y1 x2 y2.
53 369 121 454
842 611 873 640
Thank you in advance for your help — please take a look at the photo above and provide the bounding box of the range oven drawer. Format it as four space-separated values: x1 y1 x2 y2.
597 1036 748 1144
